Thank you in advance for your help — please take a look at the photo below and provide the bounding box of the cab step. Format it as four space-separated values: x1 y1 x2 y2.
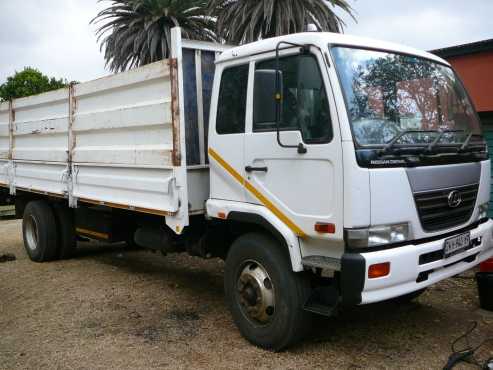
302 255 341 271
303 286 339 317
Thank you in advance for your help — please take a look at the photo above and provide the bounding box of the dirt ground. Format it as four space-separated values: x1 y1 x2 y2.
1 219 492 370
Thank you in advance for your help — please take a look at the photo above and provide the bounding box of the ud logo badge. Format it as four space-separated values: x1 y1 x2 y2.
447 190 462 208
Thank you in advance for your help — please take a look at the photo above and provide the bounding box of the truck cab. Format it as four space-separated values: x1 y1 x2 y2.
205 32 493 346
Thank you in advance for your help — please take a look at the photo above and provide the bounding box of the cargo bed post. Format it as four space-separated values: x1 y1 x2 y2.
166 27 190 234
8 100 14 196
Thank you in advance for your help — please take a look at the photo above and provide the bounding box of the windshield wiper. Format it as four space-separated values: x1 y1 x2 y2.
426 130 466 153
382 130 438 154
458 132 474 152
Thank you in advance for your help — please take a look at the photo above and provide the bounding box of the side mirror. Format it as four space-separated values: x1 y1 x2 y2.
253 69 282 127
254 64 307 155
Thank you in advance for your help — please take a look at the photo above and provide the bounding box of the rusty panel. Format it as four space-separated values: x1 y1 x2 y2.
170 58 182 167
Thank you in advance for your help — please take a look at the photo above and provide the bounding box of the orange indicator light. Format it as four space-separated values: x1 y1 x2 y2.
368 262 391 279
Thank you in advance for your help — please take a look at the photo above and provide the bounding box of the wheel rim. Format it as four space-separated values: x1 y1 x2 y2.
236 260 275 326
25 215 39 251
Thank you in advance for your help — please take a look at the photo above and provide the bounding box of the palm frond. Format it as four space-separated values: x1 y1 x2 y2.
209 0 354 44
92 0 218 72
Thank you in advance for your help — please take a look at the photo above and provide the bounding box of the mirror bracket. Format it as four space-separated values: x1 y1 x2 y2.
297 143 307 154
274 41 315 154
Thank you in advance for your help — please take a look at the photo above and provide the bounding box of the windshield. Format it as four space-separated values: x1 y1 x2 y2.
331 46 482 147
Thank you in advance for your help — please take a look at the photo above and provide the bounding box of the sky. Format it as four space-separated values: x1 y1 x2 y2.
0 0 492 84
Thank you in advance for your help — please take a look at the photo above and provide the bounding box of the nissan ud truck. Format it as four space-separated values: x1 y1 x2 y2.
0 28 492 350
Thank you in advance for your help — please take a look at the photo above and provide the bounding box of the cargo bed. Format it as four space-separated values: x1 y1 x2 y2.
0 29 229 233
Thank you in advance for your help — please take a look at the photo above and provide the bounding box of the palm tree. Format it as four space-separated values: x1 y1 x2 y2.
209 0 354 44
91 0 217 72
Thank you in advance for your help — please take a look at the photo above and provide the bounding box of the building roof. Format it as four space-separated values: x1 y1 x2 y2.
432 39 493 58
216 32 449 66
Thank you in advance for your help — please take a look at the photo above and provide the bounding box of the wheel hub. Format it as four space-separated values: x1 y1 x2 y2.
237 261 275 325
25 215 39 252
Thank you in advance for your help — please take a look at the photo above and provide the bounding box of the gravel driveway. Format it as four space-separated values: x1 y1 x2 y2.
1 219 492 369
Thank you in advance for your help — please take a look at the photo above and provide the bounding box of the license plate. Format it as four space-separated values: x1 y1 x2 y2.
443 232 470 259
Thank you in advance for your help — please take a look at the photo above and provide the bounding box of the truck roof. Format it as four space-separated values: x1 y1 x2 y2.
216 32 450 66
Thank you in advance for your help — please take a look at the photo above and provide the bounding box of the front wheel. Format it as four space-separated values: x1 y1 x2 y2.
224 233 312 351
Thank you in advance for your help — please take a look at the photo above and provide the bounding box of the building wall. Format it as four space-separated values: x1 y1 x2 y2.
440 48 493 217
446 51 493 113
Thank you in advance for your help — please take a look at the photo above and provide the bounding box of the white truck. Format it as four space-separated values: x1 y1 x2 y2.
1 28 492 350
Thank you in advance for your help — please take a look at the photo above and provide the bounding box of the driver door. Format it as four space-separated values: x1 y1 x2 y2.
244 50 343 240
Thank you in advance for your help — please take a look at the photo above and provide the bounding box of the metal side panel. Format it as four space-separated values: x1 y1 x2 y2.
72 60 174 167
0 160 9 187
12 89 70 162
14 161 68 196
183 48 200 166
0 102 10 159
187 167 210 214
200 50 216 165
72 164 179 215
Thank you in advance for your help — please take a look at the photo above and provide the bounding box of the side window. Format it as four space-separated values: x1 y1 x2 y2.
216 64 249 135
254 55 333 144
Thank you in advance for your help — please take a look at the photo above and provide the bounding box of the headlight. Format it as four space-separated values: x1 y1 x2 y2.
478 203 489 220
345 223 411 249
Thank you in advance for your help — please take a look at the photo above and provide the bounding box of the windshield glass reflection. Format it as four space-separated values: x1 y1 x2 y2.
331 47 482 147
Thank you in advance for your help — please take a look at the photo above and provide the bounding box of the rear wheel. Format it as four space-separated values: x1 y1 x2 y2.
52 203 77 260
224 233 312 351
22 201 58 262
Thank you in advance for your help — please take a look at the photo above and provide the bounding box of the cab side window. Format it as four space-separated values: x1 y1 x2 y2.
254 54 333 144
216 64 249 135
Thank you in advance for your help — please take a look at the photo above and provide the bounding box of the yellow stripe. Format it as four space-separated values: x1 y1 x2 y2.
76 228 110 240
208 148 306 238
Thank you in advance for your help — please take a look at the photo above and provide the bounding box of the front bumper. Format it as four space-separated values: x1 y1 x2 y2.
341 219 493 305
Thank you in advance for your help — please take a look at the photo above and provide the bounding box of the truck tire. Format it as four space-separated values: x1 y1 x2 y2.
22 201 59 262
224 232 312 351
52 204 77 259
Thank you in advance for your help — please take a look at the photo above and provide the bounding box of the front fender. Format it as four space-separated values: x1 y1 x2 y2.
206 199 304 272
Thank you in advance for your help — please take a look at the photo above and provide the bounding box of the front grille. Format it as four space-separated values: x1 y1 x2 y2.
414 184 478 232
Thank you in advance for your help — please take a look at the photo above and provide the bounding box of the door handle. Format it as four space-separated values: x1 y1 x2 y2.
245 166 268 173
